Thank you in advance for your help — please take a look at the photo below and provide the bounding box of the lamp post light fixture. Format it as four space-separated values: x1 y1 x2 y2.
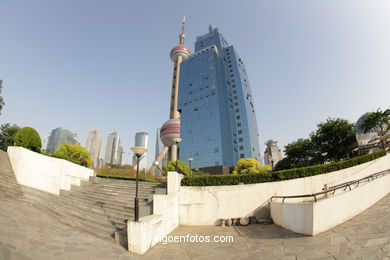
187 157 193 170
172 137 182 173
130 146 148 222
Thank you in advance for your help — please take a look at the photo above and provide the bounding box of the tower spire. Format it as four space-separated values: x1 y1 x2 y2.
179 16 186 44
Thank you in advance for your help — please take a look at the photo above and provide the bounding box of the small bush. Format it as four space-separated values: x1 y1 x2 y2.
53 143 92 168
181 150 386 186
14 127 41 152
162 160 192 176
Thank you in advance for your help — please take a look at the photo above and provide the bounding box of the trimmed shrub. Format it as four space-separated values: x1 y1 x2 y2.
53 143 92 168
14 127 41 152
181 150 386 186
232 158 270 174
162 160 192 176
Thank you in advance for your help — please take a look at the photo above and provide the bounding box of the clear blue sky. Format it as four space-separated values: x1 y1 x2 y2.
1 0 389 165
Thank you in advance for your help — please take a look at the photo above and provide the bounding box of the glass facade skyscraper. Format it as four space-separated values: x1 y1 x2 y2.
178 26 260 169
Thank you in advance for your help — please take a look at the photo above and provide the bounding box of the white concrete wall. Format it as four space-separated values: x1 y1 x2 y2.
7 146 94 195
128 172 181 254
179 154 390 225
271 171 390 235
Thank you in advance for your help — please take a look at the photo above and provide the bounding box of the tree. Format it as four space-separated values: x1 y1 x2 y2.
14 127 41 152
0 123 20 151
53 143 92 168
311 118 357 162
275 118 357 170
0 80 4 115
360 108 390 138
232 158 270 174
162 160 192 176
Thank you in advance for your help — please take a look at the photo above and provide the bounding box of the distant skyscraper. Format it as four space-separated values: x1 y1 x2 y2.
178 26 261 169
264 139 283 169
104 132 118 165
114 137 123 166
46 127 78 154
85 129 102 169
132 132 148 170
41 133 51 153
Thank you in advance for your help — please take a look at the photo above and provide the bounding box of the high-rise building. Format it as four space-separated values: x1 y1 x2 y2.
41 133 51 153
178 26 261 169
85 129 102 169
132 132 148 170
46 127 78 154
104 132 122 166
264 139 283 169
115 137 123 166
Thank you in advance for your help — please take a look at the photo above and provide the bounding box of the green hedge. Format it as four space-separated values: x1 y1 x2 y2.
96 174 159 183
181 150 387 186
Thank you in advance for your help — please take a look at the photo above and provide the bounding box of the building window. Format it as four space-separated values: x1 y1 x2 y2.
231 84 236 88
239 138 243 142
209 66 214 70
215 161 219 166
238 130 242 134
239 146 244 150
234 96 238 100
230 74 234 78
236 115 240 120
194 151 199 156
214 148 219 153
235 102 238 106
240 154 244 158
233 90 237 94
237 123 241 127
194 107 199 111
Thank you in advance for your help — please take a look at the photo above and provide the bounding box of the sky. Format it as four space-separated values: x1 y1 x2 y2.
0 0 389 166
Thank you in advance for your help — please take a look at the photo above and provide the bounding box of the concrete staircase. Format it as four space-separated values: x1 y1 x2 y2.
0 150 163 240
0 150 23 198
37 176 161 240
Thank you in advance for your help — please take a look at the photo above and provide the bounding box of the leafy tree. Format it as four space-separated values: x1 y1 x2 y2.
53 143 92 168
360 108 390 138
275 118 357 170
0 80 4 115
14 127 41 152
311 118 357 162
162 160 192 176
232 158 270 174
0 123 20 151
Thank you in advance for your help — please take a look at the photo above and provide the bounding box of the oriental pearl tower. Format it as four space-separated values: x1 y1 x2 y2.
149 17 191 173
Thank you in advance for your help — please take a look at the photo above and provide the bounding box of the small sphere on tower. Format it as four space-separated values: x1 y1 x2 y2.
170 44 191 62
160 119 180 146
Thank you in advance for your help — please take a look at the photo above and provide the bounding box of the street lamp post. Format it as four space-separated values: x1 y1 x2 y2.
130 146 148 222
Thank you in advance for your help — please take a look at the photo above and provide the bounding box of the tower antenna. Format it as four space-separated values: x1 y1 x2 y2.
181 16 186 34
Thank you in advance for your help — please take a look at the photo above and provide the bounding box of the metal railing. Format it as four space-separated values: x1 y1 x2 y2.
271 169 390 203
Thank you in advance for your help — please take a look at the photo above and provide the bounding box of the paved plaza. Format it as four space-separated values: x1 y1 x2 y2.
1 194 390 260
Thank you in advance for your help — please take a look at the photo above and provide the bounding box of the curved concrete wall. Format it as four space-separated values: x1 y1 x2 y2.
271 170 390 235
7 146 94 195
179 154 390 225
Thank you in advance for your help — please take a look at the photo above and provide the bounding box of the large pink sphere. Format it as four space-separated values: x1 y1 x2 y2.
160 119 180 146
170 44 191 62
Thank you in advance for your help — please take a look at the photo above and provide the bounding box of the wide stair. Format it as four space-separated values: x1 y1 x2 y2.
0 149 162 240
47 176 161 240
0 150 23 198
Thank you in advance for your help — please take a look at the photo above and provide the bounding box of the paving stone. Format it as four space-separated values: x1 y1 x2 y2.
364 237 389 247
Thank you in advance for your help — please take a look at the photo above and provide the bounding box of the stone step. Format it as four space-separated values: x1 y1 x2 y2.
35 202 117 240
58 196 133 223
91 176 160 187
60 193 136 218
76 185 155 199
0 185 23 197
62 189 151 205
56 200 127 230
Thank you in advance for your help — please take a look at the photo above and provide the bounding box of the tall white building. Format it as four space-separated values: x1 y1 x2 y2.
85 129 102 169
264 139 284 169
104 132 122 166
132 132 148 170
